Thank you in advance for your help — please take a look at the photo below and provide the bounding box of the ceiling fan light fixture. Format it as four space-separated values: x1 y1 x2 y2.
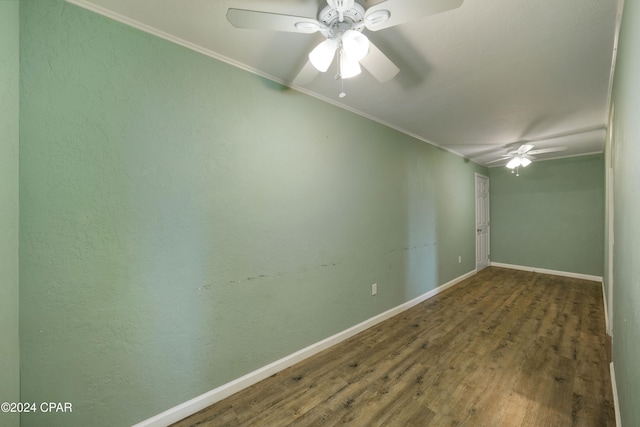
340 51 361 78
506 157 521 169
309 38 338 72
520 157 532 167
342 29 370 61
365 10 391 26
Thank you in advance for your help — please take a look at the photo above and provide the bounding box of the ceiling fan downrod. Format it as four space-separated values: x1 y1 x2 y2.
327 0 356 22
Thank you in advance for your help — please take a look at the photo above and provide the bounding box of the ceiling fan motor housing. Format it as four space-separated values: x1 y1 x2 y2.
319 0 366 36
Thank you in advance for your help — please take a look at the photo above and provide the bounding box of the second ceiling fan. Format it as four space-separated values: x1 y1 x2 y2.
487 143 568 173
226 0 464 86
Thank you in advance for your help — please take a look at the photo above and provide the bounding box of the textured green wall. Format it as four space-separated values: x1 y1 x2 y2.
19 1 486 425
0 2 20 427
489 154 604 276
610 0 640 423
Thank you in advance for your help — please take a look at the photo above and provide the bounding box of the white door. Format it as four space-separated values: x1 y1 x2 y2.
475 173 490 270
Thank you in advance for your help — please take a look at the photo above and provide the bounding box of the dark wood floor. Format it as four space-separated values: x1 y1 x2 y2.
172 267 615 426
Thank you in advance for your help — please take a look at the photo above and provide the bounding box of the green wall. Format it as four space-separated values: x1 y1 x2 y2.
609 0 640 423
18 1 486 425
489 154 604 277
0 2 20 427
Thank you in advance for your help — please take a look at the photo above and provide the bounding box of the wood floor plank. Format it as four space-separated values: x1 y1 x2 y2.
171 267 615 427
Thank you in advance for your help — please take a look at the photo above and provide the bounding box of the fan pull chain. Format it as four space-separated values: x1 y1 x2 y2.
337 48 346 98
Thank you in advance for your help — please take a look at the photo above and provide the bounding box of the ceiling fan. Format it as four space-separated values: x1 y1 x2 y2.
226 0 464 88
487 143 568 172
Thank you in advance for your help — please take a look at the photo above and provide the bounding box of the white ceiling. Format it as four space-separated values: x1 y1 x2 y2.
66 0 620 166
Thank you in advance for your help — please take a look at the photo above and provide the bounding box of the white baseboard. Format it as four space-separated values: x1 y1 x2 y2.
490 262 603 283
610 362 622 426
132 269 477 427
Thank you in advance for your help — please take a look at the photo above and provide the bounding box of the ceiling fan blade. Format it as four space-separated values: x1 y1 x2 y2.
359 41 399 82
484 157 510 164
527 146 568 155
364 0 464 31
518 144 534 154
292 60 320 86
227 8 322 33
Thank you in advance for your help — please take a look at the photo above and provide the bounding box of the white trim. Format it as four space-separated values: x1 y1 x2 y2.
610 362 622 426
605 103 615 337
490 262 603 283
63 0 478 167
604 0 625 122
602 281 611 335
132 269 476 427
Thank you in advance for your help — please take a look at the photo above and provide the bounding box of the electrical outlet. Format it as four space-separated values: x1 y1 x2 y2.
372 283 377 295
458 256 462 263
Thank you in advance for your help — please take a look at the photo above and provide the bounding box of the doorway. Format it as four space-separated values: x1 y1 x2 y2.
475 173 490 271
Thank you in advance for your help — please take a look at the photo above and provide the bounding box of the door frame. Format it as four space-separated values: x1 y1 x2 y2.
475 173 490 271
605 103 616 336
